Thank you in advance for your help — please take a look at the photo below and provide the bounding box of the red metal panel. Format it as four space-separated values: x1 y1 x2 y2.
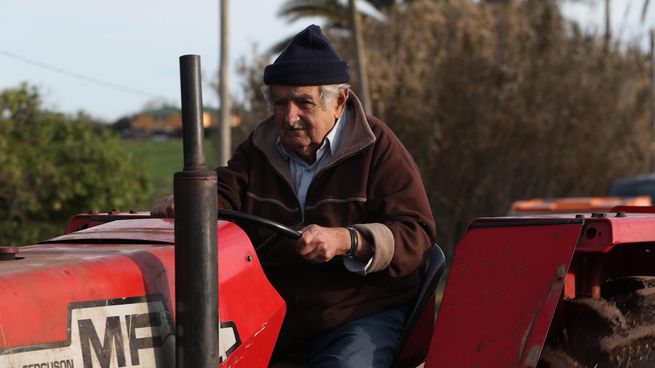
606 215 655 245
218 222 286 367
426 220 582 368
0 244 155 347
0 219 284 367
576 215 655 253
394 297 435 366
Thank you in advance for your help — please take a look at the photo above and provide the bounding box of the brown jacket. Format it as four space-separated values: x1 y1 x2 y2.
216 94 436 349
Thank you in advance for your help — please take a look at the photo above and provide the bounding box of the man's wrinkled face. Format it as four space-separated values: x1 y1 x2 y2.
271 85 347 163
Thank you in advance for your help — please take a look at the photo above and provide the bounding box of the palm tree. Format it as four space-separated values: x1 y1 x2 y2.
348 0 371 112
276 0 401 31
273 0 409 53
271 0 377 53
642 0 651 23
273 0 400 112
278 0 348 30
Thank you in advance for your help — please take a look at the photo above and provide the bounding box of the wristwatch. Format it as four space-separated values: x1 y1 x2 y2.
346 226 358 258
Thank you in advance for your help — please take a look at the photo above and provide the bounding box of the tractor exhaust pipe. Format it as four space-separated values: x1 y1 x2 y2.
174 54 219 368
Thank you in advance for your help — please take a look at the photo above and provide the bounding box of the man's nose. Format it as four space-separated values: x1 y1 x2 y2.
283 103 301 124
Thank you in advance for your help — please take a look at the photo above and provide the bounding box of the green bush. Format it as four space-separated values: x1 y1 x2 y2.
0 83 151 245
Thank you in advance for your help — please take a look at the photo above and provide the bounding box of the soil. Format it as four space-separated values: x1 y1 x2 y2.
538 277 655 368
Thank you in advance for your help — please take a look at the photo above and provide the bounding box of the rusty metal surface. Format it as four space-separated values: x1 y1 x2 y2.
64 211 152 234
48 218 175 244
426 219 582 368
0 246 18 261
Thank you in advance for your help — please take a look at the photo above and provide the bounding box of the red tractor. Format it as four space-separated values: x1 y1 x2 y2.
2 56 655 367
4 208 655 367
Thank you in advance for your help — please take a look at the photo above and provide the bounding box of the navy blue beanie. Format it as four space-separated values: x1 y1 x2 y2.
264 25 350 86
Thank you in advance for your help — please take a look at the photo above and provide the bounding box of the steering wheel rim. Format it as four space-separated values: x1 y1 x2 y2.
217 208 301 240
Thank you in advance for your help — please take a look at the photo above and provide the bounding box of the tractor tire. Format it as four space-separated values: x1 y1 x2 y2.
539 277 655 368
537 347 582 368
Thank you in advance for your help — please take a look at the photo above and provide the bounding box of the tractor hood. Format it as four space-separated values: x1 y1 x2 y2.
0 217 285 368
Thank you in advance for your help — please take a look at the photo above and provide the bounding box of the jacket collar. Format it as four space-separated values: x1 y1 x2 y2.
252 92 376 181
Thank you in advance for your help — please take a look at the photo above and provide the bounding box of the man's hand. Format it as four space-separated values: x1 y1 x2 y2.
295 225 351 263
150 195 175 218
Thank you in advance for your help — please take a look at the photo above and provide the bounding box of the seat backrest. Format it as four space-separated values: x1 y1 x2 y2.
392 244 446 368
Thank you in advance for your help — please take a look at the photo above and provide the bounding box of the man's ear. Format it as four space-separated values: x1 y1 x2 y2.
338 88 349 106
336 88 349 114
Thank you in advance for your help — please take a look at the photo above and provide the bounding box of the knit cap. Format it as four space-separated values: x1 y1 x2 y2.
264 24 350 86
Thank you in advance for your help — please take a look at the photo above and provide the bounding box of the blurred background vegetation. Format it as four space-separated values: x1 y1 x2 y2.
236 0 654 256
0 84 151 244
1 0 653 257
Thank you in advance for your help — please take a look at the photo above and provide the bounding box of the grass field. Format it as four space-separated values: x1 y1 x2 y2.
120 138 218 210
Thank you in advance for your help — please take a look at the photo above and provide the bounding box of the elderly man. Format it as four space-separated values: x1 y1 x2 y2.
153 24 435 367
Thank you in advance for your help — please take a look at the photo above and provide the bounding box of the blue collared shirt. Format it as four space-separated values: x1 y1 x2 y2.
276 108 348 220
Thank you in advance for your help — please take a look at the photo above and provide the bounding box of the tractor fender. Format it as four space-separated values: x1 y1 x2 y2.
425 218 583 368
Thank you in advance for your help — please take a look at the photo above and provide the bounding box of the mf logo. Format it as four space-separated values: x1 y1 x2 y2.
75 298 173 367
0 296 239 368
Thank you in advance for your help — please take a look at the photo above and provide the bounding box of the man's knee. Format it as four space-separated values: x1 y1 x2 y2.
308 307 406 368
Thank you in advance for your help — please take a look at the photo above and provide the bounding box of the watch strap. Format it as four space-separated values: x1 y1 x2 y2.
346 226 358 258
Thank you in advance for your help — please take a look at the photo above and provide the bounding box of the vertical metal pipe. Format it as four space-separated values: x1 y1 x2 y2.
179 55 207 171
651 30 655 172
218 0 231 166
175 54 219 368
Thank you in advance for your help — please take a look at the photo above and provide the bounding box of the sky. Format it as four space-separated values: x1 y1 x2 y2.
0 0 311 122
0 0 653 123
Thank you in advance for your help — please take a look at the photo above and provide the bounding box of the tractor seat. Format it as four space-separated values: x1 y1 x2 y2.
392 243 447 368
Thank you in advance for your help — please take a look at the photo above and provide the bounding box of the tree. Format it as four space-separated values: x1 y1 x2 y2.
358 0 651 253
0 83 151 245
642 0 651 23
348 0 372 112
275 0 393 110
111 116 132 134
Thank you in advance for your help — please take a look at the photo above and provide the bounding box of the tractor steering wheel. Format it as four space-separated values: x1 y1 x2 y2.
217 208 301 240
